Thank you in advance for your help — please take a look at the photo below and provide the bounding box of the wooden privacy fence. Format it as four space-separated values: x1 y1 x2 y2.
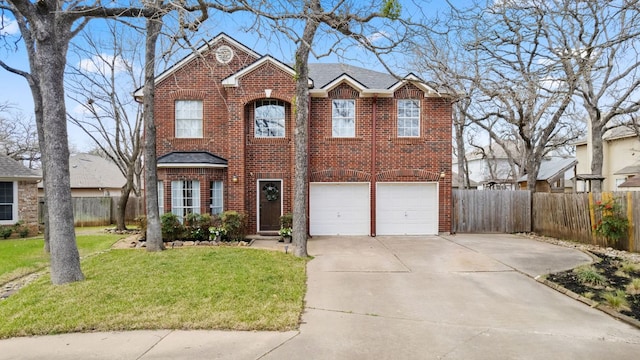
452 189 639 253
38 196 144 227
533 192 639 253
452 190 532 233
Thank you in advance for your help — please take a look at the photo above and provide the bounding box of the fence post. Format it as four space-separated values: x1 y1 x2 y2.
628 192 635 252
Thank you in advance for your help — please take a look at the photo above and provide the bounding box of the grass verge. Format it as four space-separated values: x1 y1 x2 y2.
0 234 122 284
0 247 307 338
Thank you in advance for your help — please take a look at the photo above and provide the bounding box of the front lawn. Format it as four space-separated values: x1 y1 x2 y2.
0 234 122 284
0 247 307 338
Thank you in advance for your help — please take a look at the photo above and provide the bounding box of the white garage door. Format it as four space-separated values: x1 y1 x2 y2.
376 182 438 235
310 183 370 235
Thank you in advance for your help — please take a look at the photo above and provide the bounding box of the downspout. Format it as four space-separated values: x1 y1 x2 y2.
307 94 312 237
371 95 377 237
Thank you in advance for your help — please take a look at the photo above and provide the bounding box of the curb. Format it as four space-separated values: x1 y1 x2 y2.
536 276 640 330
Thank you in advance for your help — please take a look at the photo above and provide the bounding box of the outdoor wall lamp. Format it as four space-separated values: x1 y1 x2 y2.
440 171 446 179
232 174 238 183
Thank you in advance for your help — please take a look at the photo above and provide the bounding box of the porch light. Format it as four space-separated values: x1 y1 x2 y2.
232 174 238 183
440 171 446 179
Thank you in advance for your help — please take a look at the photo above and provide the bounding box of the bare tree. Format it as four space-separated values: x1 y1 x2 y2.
0 106 40 168
238 0 408 256
409 2 586 192
66 24 144 231
553 0 640 191
0 0 245 283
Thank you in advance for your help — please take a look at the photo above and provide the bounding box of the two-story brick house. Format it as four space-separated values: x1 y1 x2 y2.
136 33 452 236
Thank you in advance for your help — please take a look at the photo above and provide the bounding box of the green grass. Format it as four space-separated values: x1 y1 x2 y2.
0 247 307 338
0 233 122 284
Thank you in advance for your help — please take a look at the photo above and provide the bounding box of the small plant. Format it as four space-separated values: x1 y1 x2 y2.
0 226 12 239
602 290 630 311
620 262 640 274
627 278 640 295
573 265 606 287
12 221 29 238
279 227 292 238
209 226 227 241
184 213 212 241
592 198 629 245
280 213 293 228
583 291 595 299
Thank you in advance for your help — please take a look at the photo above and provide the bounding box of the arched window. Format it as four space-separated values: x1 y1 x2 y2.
254 100 285 138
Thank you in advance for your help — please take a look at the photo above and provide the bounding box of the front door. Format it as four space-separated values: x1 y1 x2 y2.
258 180 282 232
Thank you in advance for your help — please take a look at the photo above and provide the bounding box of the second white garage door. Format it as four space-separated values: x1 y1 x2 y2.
310 182 370 235
376 182 438 235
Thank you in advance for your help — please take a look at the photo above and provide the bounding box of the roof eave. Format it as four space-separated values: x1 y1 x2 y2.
157 163 228 169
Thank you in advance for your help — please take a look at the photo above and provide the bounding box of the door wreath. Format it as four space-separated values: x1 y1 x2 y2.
262 183 279 201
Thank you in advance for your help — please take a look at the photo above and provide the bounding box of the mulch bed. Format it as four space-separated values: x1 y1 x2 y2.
547 253 640 322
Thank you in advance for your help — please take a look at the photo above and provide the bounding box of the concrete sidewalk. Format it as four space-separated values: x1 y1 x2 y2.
2 234 640 359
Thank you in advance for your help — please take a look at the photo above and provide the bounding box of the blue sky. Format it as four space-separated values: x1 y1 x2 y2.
0 0 453 151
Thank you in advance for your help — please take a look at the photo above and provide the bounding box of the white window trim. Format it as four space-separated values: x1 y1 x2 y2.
332 99 356 138
210 181 224 215
157 181 164 215
254 100 285 138
175 100 203 138
0 181 18 225
397 99 421 138
171 180 201 221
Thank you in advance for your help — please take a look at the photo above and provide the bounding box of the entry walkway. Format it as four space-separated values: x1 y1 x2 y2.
2 234 640 359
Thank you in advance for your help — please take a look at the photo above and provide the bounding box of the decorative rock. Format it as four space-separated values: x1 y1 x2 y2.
184 241 195 246
173 241 184 247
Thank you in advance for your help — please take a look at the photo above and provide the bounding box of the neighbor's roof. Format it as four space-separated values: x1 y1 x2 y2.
574 126 637 146
614 160 640 175
157 151 228 168
517 157 577 182
619 174 640 188
70 153 125 189
0 154 41 180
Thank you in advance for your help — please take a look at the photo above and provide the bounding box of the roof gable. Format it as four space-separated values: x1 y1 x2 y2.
222 56 313 88
0 155 41 180
134 33 261 98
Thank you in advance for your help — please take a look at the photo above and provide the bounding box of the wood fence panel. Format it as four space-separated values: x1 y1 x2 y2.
452 190 531 233
533 191 639 252
111 196 144 223
73 197 112 227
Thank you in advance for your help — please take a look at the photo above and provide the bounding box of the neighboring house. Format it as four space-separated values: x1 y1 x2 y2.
136 33 453 236
37 153 126 197
452 142 520 190
0 154 41 233
517 157 577 193
452 171 478 189
575 127 640 191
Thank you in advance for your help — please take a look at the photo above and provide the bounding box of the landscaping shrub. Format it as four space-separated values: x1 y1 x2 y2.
0 226 12 239
592 198 629 245
221 210 247 242
161 213 183 241
184 213 212 241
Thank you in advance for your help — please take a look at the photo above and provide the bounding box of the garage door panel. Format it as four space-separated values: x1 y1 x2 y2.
310 183 370 236
376 183 438 235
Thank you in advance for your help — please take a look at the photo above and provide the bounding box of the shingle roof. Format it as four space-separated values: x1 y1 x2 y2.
517 158 577 182
307 63 398 89
614 161 640 175
0 155 41 180
68 153 125 189
619 174 640 188
157 152 228 166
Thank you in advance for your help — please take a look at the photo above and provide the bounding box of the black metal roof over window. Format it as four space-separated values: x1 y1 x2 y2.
157 151 228 167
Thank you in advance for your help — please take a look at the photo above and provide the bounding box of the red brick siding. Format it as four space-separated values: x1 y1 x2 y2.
152 43 453 234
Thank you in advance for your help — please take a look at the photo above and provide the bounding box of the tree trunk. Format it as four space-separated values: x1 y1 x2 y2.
454 121 467 188
143 16 164 251
590 121 605 193
116 184 132 231
36 29 84 284
291 13 320 258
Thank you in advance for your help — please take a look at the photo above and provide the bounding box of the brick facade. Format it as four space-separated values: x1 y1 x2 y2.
150 34 452 235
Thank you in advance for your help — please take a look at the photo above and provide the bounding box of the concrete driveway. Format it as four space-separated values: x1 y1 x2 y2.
2 234 640 359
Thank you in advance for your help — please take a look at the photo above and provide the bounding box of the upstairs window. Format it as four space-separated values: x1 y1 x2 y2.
397 99 420 137
255 100 285 138
175 100 203 138
0 182 17 224
332 100 356 137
